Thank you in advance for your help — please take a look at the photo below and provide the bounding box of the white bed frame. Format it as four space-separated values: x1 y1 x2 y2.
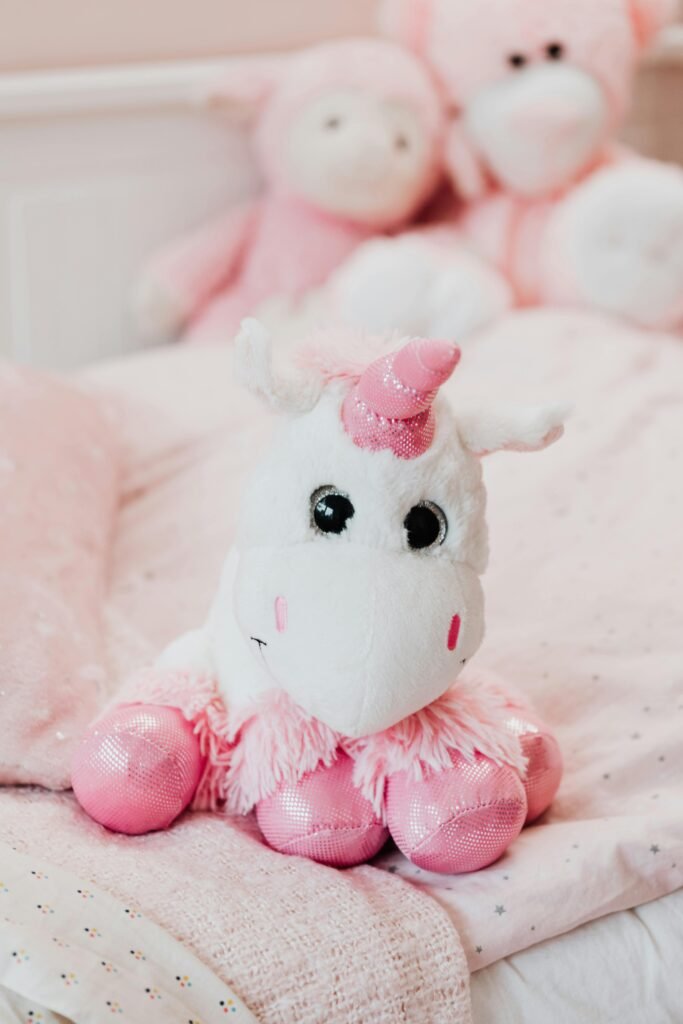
1 29 681 370
0 61 256 369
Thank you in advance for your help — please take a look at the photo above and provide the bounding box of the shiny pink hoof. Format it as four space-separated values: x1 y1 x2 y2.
256 753 389 868
505 712 563 822
71 704 204 835
386 752 527 874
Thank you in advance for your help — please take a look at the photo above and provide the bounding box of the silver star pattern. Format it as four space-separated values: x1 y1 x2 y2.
494 905 506 916
650 845 660 854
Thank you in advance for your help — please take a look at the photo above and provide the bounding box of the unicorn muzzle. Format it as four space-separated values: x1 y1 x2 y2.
234 545 484 738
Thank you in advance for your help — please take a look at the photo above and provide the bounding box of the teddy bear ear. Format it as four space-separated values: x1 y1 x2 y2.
629 0 678 48
378 0 434 51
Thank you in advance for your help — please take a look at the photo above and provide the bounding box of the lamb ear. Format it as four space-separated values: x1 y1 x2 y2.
200 56 289 119
378 0 433 50
234 319 322 414
629 0 678 48
456 403 570 457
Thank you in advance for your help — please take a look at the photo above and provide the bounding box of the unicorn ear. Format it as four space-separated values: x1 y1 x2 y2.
378 0 433 50
629 0 678 48
456 403 570 457
234 319 322 414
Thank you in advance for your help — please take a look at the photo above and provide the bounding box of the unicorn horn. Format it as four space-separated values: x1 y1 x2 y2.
342 337 460 459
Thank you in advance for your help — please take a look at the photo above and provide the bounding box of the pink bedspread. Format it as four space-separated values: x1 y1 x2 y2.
1 308 681 1018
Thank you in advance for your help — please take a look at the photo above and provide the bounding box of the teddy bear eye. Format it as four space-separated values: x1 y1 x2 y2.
395 134 410 152
546 42 565 60
508 53 528 69
311 486 355 535
404 501 448 551
324 116 342 131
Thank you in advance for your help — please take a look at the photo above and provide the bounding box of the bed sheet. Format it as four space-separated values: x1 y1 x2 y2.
471 888 683 1023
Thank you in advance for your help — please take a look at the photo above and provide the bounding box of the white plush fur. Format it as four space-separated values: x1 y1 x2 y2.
543 161 683 328
329 233 514 341
161 321 566 739
286 89 438 223
464 64 609 198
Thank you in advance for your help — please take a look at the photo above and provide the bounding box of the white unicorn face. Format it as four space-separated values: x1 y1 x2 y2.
221 320 566 739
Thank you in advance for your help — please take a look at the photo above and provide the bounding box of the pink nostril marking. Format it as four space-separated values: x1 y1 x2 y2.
447 614 461 651
275 596 288 634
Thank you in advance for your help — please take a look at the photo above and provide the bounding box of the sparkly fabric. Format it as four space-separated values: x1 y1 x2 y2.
505 713 564 822
386 751 527 873
71 704 204 836
256 753 389 867
341 337 460 459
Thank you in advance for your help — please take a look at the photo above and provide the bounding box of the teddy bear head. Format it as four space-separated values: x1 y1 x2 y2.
213 39 445 228
380 0 676 197
225 319 566 738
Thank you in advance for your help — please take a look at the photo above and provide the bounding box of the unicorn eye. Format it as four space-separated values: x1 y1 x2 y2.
311 486 355 535
404 501 448 550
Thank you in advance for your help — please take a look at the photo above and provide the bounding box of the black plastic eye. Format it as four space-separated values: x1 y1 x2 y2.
311 486 355 535
404 501 448 551
509 53 528 69
324 116 342 130
546 42 565 60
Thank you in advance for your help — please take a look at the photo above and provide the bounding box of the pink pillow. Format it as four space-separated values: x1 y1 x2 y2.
0 365 120 789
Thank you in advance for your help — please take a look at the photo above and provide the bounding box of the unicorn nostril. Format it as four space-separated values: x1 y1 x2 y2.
447 614 461 652
275 596 288 634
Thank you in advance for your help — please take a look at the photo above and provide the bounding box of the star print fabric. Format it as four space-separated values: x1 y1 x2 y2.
372 313 683 969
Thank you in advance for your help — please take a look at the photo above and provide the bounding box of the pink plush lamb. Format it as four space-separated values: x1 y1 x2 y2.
334 0 683 335
72 321 566 873
136 39 446 346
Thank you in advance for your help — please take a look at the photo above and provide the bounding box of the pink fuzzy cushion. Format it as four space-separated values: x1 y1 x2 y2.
0 365 120 789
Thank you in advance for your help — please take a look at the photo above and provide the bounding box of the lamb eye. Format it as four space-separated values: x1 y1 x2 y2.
311 486 355 535
324 116 342 130
546 42 565 60
395 134 410 152
404 501 448 551
508 53 528 69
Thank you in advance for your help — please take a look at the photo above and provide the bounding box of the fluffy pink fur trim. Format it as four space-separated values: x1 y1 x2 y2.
115 668 529 819
224 690 341 814
344 673 528 818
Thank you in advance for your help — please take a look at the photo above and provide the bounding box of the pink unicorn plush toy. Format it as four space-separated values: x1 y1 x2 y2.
73 320 567 872
135 39 447 346
334 0 683 335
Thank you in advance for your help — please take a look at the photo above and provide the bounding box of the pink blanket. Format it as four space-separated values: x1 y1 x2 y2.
1 308 681 1018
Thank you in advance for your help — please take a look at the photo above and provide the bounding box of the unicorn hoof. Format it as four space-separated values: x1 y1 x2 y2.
71 704 204 835
256 753 389 868
386 751 527 874
504 713 563 822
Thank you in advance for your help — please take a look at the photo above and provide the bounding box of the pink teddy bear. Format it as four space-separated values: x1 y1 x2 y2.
135 38 446 346
335 0 683 335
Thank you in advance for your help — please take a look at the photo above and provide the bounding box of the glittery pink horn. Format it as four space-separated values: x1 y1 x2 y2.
342 337 461 459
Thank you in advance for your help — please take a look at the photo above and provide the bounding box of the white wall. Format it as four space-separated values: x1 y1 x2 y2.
0 0 380 71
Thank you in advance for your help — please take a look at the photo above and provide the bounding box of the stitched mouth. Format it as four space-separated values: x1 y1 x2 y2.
250 636 268 650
